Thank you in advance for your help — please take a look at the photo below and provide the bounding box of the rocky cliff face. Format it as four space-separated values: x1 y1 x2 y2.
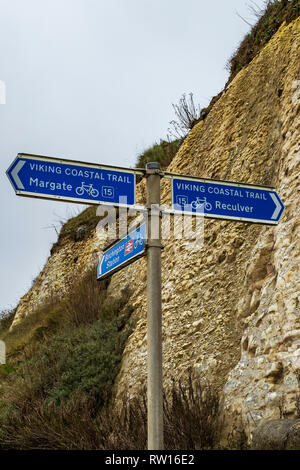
12 18 300 436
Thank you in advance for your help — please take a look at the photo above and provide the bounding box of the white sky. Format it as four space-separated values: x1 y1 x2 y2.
0 0 266 312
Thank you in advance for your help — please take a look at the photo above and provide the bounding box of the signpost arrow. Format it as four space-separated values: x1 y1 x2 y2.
171 176 284 224
98 223 147 280
6 153 142 207
11 160 26 189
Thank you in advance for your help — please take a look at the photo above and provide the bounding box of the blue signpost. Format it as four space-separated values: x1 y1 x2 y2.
98 223 147 280
6 153 138 207
172 176 284 225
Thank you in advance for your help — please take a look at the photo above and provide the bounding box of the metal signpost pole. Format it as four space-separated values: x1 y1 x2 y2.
145 162 164 450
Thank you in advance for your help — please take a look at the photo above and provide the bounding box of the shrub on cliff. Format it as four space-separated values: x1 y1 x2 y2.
63 266 110 326
0 287 133 400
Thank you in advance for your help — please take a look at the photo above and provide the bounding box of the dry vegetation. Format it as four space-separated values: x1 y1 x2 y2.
228 0 300 81
0 367 246 450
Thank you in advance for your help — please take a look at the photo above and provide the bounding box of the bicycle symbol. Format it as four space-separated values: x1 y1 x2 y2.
133 233 145 249
75 182 99 198
191 197 212 211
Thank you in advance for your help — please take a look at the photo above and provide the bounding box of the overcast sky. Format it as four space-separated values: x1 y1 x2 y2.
0 0 266 312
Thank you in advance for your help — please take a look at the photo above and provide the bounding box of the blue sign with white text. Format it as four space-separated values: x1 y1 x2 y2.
172 177 284 224
6 154 136 206
98 223 147 280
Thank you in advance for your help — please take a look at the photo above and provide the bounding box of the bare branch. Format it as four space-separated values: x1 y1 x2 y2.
235 9 253 27
168 93 201 139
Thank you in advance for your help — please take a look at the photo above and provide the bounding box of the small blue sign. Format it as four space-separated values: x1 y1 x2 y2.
6 154 136 206
98 223 147 280
172 177 284 225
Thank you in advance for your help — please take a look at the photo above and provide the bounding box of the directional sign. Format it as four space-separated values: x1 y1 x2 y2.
98 223 147 280
6 153 139 207
172 176 284 224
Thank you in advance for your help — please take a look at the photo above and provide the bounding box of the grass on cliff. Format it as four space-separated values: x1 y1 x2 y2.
50 205 101 252
228 0 300 81
136 139 183 169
